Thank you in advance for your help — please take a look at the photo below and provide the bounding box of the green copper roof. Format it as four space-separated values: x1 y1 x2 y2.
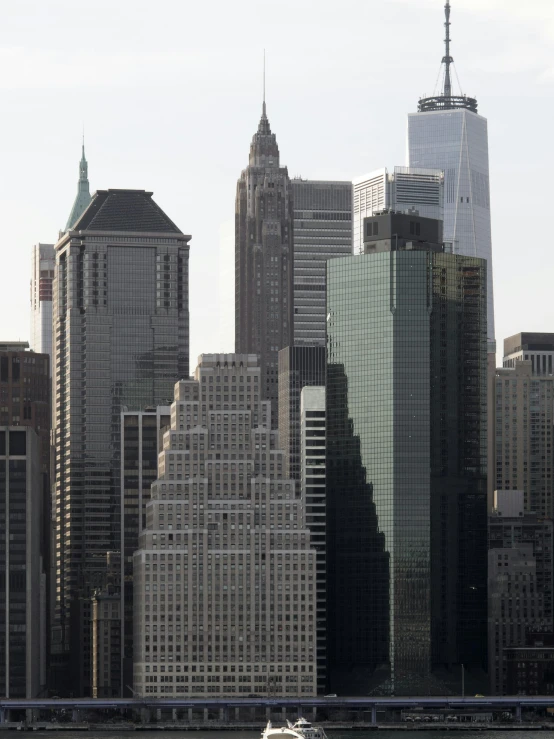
65 143 91 231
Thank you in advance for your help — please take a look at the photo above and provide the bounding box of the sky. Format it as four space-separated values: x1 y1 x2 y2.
0 0 552 368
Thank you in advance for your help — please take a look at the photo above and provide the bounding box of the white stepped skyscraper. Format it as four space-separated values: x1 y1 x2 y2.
407 0 494 345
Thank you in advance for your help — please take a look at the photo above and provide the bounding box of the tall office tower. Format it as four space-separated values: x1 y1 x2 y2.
291 179 352 345
493 361 554 517
0 428 45 697
503 332 554 375
30 244 55 365
235 100 294 423
300 386 326 694
133 355 317 698
488 490 553 695
407 2 494 346
52 189 190 695
352 166 444 254
121 406 170 693
278 346 326 480
65 142 92 231
326 211 488 695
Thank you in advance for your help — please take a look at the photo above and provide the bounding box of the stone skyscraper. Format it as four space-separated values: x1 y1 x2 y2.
30 243 55 366
235 101 294 422
133 355 316 698
65 141 92 231
52 189 190 695
407 1 494 346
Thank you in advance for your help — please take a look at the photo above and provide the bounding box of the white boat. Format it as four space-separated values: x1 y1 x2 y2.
261 717 328 739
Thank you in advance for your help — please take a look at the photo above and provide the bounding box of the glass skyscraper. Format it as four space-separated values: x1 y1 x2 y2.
52 189 190 695
407 2 494 345
326 212 488 695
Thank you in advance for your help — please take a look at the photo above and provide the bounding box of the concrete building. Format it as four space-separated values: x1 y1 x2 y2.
493 362 554 518
326 211 488 695
300 386 326 694
52 188 190 696
133 354 317 698
278 346 326 481
488 491 553 695
65 142 92 231
92 588 121 698
30 244 55 366
505 633 554 695
0 427 45 697
235 100 294 424
352 166 443 254
121 407 171 694
503 333 554 375
291 179 351 346
407 2 494 347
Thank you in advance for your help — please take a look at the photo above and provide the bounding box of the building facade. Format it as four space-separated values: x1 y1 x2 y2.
352 166 444 255
92 588 121 698
326 212 488 695
0 427 45 697
505 633 554 696
300 386 326 694
133 355 317 698
488 490 553 695
503 332 554 375
121 407 171 694
291 179 351 346
65 143 92 231
235 102 294 423
407 4 494 346
278 346 326 481
52 188 190 695
30 244 55 365
493 362 554 518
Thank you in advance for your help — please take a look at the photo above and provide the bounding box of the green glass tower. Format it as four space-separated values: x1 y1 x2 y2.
326 212 488 695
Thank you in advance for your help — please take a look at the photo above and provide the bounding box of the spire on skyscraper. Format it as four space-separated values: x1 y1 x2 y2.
418 0 478 113
249 55 279 165
65 137 92 231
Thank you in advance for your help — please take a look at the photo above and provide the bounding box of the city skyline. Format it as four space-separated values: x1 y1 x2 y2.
0 0 552 365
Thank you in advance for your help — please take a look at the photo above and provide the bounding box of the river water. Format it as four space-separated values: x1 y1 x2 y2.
23 731 554 739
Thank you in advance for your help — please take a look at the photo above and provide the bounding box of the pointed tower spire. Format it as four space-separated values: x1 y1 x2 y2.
417 0 477 113
65 138 92 231
262 49 266 118
442 1 453 98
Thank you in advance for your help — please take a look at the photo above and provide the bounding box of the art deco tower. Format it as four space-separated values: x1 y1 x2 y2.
235 99 294 423
407 1 494 346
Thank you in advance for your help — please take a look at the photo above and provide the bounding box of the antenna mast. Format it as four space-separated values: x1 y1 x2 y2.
263 49 266 117
442 1 453 98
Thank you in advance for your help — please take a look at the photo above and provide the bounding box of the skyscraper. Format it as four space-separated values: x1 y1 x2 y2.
407 1 494 345
235 101 294 422
300 386 326 694
133 355 316 698
52 189 190 695
326 211 488 695
352 166 444 255
65 142 92 231
120 406 171 693
488 490 553 695
503 332 554 375
291 179 352 345
493 361 554 518
30 243 55 365
278 346 326 481
0 427 45 697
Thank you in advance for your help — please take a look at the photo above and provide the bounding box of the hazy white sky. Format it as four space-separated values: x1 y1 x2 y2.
1 0 552 367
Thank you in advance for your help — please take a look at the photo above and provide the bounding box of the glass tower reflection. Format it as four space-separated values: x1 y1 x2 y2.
326 228 487 695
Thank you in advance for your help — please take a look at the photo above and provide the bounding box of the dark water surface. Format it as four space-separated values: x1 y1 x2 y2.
25 731 554 739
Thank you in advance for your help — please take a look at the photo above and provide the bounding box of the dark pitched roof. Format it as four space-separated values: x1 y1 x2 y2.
72 189 183 234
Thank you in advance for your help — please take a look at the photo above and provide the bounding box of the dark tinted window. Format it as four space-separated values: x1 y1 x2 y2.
9 431 26 456
0 432 4 455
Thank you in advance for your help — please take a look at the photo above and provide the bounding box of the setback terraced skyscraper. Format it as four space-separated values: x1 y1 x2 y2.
52 189 190 695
